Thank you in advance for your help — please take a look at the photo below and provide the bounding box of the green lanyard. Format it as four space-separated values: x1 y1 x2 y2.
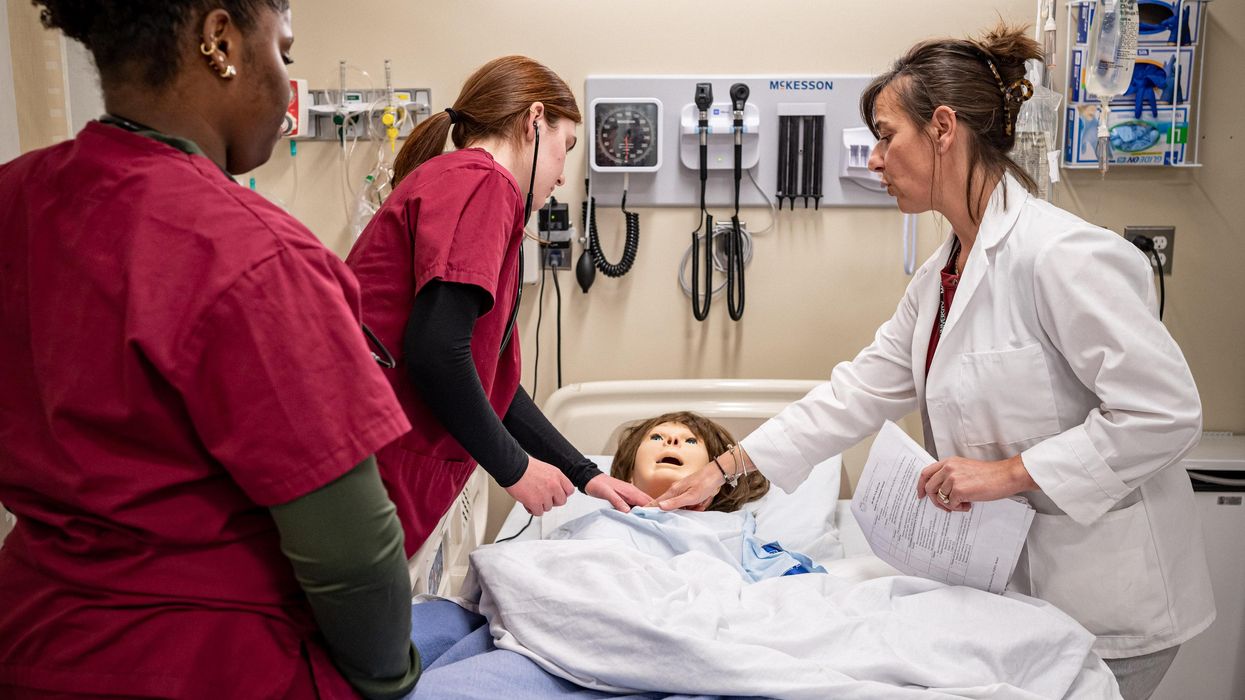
99 114 235 182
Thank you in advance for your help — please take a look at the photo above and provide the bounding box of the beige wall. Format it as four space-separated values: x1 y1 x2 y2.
9 1 1244 540
0 0 21 161
6 0 71 152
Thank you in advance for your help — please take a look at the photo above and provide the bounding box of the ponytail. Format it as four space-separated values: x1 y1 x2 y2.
392 55 581 185
393 111 454 184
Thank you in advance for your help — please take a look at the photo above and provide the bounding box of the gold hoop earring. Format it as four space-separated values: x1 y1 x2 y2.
200 37 235 80
201 45 237 80
205 55 237 80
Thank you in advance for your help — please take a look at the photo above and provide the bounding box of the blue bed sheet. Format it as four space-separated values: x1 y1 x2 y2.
407 600 771 700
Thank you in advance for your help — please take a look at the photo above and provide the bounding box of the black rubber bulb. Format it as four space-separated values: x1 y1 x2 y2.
575 248 596 293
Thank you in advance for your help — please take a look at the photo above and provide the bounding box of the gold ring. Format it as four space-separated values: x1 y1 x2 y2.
937 489 950 504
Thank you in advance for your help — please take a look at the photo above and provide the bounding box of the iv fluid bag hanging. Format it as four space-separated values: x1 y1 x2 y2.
1085 0 1139 99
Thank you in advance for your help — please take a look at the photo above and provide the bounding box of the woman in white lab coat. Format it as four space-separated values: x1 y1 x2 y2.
650 23 1214 700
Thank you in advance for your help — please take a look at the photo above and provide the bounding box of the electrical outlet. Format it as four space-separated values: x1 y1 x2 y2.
1124 226 1175 275
540 244 567 270
541 229 573 270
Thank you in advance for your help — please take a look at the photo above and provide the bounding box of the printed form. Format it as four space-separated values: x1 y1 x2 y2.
850 422 1035 594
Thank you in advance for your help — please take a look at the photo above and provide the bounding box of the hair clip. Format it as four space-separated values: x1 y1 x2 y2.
1006 78 1035 104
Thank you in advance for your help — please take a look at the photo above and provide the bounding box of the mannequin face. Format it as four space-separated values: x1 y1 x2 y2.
630 422 711 499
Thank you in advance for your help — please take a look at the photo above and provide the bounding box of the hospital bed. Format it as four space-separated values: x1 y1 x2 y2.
409 378 1122 699
407 466 490 597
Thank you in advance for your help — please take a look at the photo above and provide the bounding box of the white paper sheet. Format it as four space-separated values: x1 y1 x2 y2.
851 421 1035 594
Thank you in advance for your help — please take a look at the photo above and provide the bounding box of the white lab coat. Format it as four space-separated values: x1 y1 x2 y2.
743 174 1215 658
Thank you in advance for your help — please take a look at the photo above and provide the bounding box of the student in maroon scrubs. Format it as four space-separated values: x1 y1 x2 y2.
0 2 418 698
346 56 651 556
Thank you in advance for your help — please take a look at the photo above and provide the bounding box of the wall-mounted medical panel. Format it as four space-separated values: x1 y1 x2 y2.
300 87 432 142
584 75 894 208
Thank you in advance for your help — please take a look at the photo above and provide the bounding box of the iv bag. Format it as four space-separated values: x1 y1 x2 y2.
1085 0 1139 99
351 174 381 239
1014 62 1063 199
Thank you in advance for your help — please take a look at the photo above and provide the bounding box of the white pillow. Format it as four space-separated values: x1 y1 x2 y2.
748 455 844 563
525 455 843 562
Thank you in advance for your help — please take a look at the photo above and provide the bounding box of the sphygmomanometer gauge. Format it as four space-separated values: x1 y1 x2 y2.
591 99 663 172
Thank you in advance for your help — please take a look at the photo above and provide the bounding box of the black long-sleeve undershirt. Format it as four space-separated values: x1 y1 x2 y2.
504 385 602 490
403 281 602 490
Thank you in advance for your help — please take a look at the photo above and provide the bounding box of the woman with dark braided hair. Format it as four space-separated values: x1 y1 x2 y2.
0 2 420 697
649 23 1212 699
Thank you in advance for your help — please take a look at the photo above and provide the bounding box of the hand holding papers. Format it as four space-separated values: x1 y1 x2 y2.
850 422 1035 594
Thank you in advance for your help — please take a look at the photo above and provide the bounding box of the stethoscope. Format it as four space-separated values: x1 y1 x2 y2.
364 324 397 368
498 119 540 356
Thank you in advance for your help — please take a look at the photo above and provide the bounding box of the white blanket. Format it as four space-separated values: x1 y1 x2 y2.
464 510 1120 699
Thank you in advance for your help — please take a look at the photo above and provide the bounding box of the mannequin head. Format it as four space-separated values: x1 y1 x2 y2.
611 412 769 512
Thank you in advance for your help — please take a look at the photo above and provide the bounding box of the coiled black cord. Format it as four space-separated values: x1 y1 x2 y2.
581 182 640 278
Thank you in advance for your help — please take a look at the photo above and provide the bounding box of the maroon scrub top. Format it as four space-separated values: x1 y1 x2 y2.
0 122 410 698
925 267 961 376
346 148 524 556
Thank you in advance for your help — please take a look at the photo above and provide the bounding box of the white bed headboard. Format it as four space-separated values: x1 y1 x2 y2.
543 379 821 455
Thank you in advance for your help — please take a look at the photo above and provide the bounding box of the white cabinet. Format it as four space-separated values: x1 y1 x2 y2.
1153 435 1245 700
